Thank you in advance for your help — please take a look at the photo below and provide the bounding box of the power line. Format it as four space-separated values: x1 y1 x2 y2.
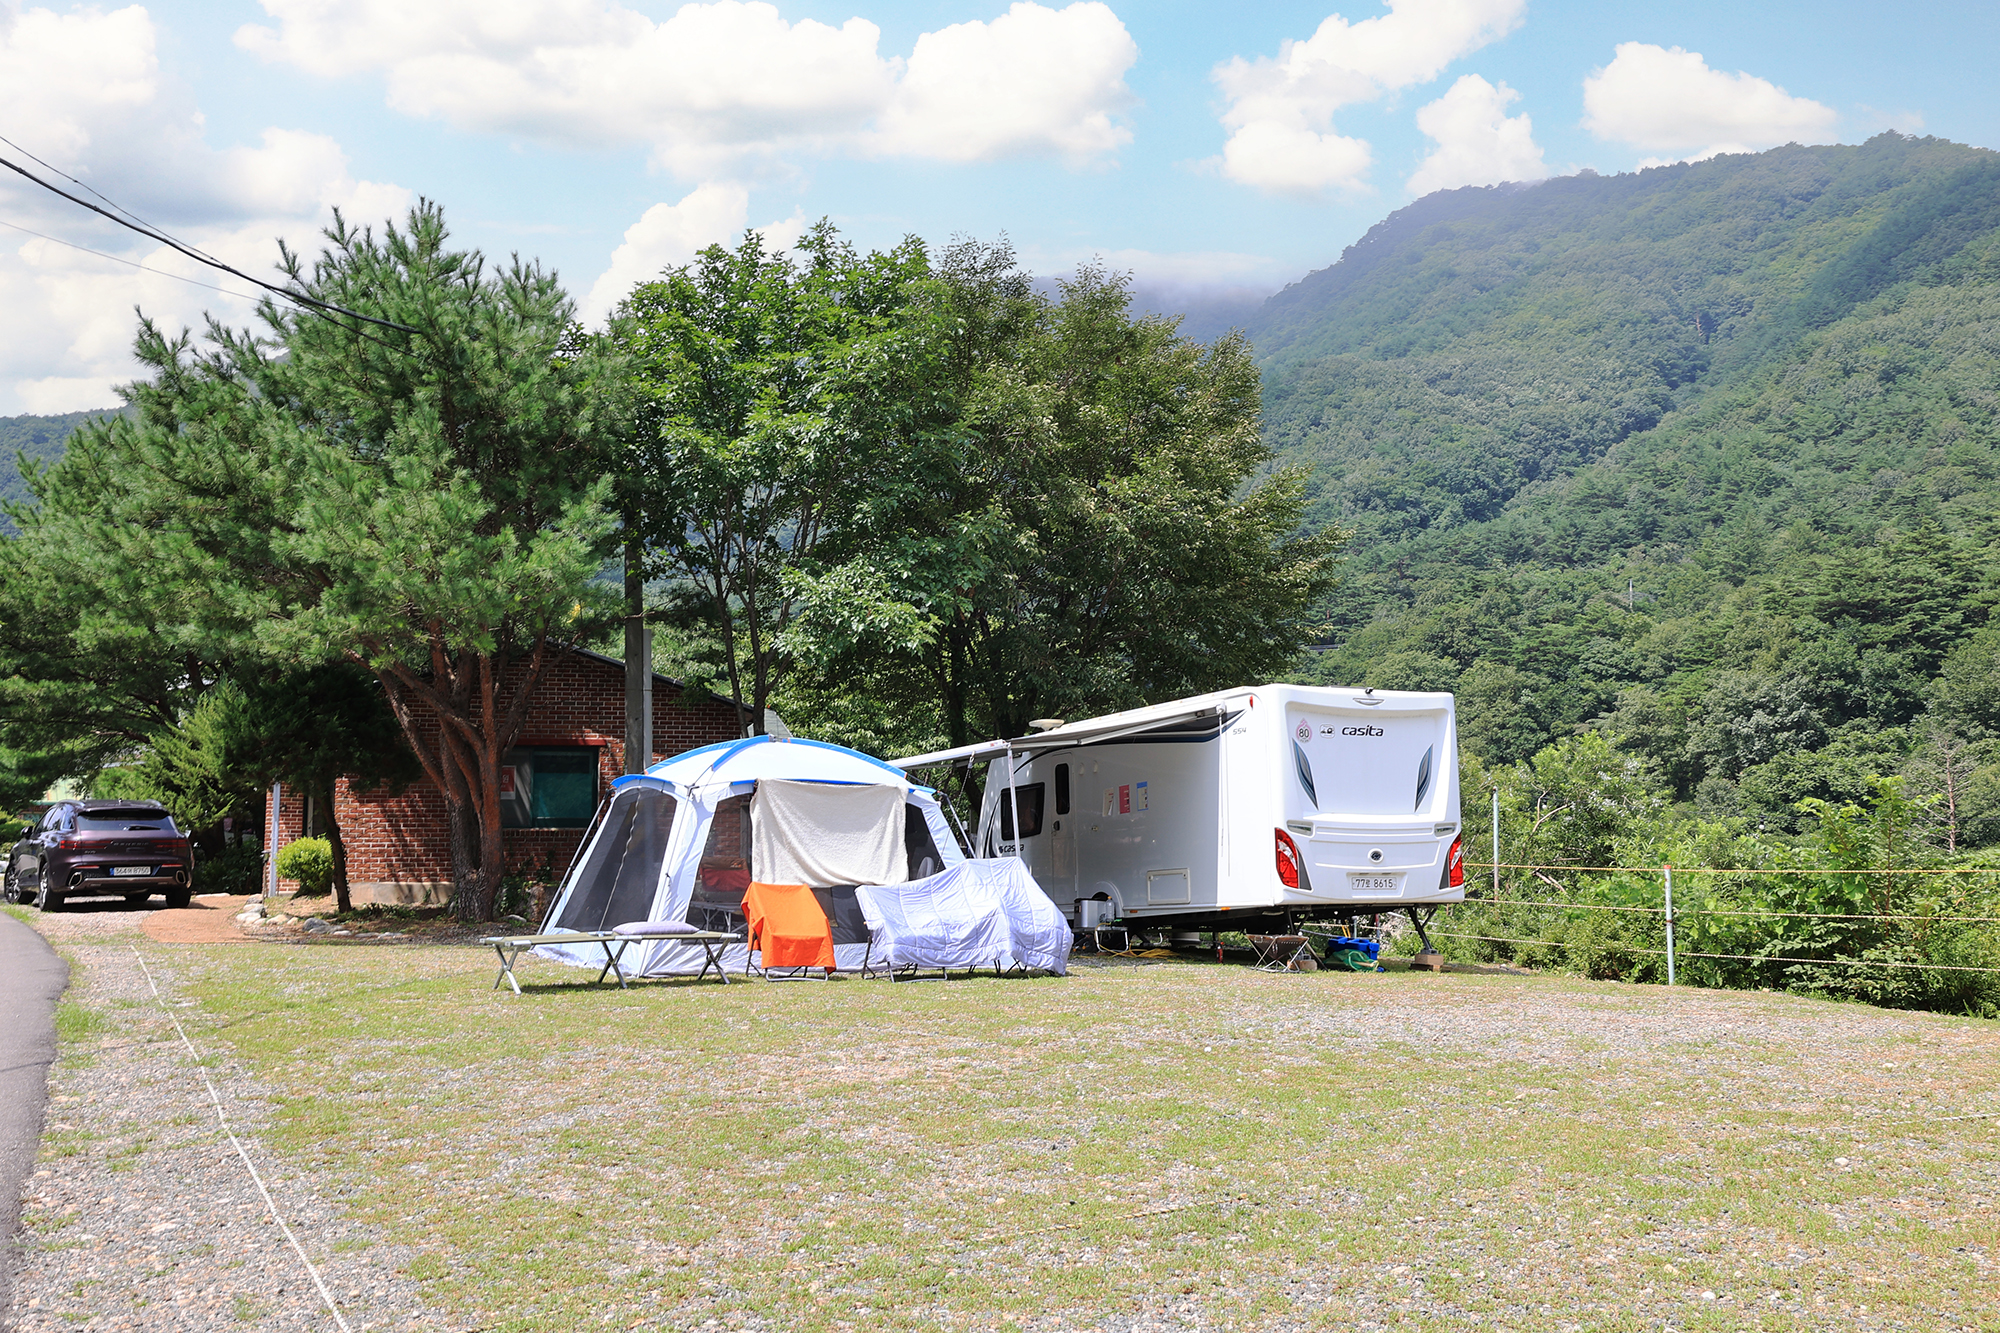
0 148 419 336
0 132 210 266
0 216 262 302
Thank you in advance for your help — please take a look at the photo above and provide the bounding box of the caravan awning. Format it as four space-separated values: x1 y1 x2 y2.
891 698 1246 769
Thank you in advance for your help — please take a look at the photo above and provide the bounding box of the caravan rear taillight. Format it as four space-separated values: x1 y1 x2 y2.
1275 827 1304 890
1446 835 1465 888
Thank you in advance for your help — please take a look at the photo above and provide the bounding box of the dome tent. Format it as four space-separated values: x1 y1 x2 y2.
535 735 965 977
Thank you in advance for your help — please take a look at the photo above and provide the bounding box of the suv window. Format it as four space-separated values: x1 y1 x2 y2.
77 809 175 831
39 808 62 832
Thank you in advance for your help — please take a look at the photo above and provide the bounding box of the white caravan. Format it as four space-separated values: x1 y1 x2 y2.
893 685 1464 937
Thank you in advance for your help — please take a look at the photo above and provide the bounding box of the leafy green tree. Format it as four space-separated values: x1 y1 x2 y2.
0 517 224 811
7 204 618 919
617 224 963 734
226 665 421 911
105 665 419 910
124 681 267 833
797 256 1342 746
1935 626 2000 736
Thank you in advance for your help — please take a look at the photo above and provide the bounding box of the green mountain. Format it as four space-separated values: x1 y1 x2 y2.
0 409 120 510
1251 132 2000 840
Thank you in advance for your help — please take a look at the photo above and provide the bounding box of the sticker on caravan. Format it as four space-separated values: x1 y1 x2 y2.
1293 739 1319 808
1119 784 1131 814
1136 781 1148 811
1294 721 1311 743
1103 788 1115 816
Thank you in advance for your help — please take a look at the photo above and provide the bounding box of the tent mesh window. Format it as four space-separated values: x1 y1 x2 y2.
551 785 677 932
688 792 753 932
904 803 944 879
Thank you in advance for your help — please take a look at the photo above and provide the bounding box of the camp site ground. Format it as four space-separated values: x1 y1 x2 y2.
9 897 1999 1333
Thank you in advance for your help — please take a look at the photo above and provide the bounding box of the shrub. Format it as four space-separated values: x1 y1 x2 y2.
276 837 335 896
195 841 265 896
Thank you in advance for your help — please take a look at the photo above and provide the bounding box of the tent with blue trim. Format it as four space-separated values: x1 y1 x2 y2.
534 736 966 976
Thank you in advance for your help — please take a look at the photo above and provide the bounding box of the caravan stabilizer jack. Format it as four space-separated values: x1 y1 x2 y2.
1407 906 1445 972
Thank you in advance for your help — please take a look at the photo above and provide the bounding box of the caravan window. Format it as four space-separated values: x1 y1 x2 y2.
1054 764 1070 815
688 793 754 931
995 783 1045 840
550 786 677 932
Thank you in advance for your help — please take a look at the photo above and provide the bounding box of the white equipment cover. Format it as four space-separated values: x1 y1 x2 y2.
857 858 1071 974
751 779 906 888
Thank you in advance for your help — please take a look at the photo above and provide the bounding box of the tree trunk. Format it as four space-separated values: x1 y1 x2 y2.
445 797 480 919
319 780 352 914
379 638 558 924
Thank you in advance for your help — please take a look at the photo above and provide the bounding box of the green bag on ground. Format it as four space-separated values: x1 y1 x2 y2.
1328 947 1376 972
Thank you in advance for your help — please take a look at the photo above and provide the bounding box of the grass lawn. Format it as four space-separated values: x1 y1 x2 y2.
164 943 2000 1332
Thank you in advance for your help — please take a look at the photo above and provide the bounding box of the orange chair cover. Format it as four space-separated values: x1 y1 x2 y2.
743 881 835 970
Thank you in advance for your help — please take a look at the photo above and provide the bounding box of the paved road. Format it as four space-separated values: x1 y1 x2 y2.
0 914 66 1326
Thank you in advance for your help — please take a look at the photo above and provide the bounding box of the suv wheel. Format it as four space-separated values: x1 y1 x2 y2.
1 863 17 905
164 888 192 910
38 889 62 912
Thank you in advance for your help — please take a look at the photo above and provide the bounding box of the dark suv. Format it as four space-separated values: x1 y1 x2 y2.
4 800 194 910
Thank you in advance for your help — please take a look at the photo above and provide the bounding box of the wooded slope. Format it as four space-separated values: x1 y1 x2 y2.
1254 133 2000 840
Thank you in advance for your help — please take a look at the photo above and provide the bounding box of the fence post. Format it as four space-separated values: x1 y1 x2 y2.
1662 863 1676 987
1491 786 1500 897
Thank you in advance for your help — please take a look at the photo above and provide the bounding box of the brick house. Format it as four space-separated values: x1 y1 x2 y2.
271 647 745 905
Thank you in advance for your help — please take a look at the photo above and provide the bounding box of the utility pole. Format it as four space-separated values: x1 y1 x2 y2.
623 527 652 776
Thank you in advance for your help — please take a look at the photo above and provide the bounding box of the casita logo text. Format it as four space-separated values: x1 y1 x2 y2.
1340 725 1385 737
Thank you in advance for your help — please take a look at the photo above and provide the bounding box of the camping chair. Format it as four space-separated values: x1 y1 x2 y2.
809 885 885 978
1248 934 1316 972
742 881 836 979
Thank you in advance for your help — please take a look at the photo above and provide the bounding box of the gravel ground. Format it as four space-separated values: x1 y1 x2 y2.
5 903 448 1332
10 898 2000 1332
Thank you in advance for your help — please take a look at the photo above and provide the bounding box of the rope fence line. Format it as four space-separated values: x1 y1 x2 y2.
131 947 356 1333
1424 929 2000 975
1440 825 2000 983
1465 896 2000 925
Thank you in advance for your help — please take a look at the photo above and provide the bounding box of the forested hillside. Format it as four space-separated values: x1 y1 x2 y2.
0 410 116 510
1258 132 2000 846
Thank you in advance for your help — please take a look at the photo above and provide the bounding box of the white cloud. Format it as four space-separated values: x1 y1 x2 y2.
1211 0 1526 197
873 3 1135 164
1406 74 1545 195
236 0 1139 176
0 4 408 413
1582 42 1838 165
580 184 806 326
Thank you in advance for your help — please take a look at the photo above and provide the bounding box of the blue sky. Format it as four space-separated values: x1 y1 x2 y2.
1 0 1995 412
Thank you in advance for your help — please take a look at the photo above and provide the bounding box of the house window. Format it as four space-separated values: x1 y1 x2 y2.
499 747 600 829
